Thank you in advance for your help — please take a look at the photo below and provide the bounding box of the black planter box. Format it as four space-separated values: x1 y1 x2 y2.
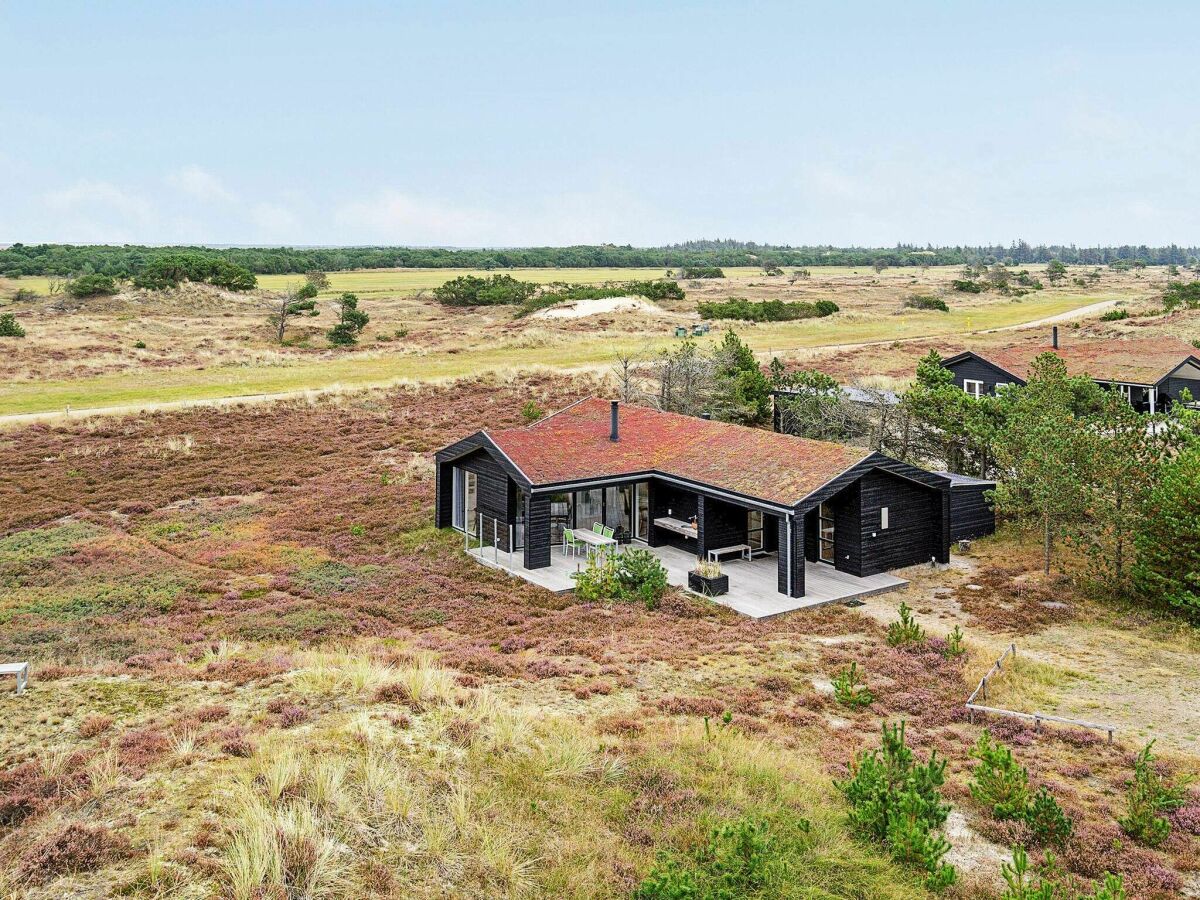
688 571 729 597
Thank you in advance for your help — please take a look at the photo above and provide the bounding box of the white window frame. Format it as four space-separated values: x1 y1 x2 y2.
880 507 889 530
963 379 984 399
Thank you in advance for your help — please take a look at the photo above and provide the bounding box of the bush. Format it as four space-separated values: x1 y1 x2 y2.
886 602 924 646
1024 786 1073 848
969 730 1030 820
680 266 725 279
1119 741 1190 846
905 295 949 312
295 282 319 300
132 253 255 291
836 721 955 890
66 273 118 297
433 274 539 306
19 823 130 882
0 313 26 337
696 297 839 322
1162 280 1200 311
1099 308 1129 321
942 625 966 659
520 400 545 424
952 279 984 293
634 815 806 899
572 548 669 610
832 661 875 709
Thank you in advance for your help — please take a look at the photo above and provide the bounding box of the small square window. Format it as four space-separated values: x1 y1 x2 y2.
963 379 984 399
881 507 889 530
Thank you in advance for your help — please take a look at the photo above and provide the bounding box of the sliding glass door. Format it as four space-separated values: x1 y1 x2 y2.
636 483 650 541
818 501 835 563
604 484 634 538
452 467 478 536
575 489 604 533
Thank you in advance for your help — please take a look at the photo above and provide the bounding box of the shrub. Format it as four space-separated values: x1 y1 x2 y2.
572 548 669 610
1119 741 1190 846
1099 308 1129 321
952 279 984 293
905 294 949 312
66 273 119 297
133 340 147 349
634 815 804 899
969 731 1030 820
832 661 875 710
433 274 539 306
78 714 114 738
1162 280 1200 311
679 266 725 279
836 721 954 889
0 313 26 337
697 297 839 322
1024 786 1073 848
295 282 319 301
942 625 966 658
886 602 924 646
19 822 130 882
520 400 545 424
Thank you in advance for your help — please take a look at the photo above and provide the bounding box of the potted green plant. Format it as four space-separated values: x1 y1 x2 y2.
688 557 728 597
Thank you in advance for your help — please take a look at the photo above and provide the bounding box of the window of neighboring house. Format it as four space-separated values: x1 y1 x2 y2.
881 507 889 530
963 379 984 399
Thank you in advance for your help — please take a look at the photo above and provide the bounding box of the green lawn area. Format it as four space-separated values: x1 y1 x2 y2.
0 292 1114 417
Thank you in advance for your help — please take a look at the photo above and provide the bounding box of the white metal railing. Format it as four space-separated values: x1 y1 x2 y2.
464 512 517 570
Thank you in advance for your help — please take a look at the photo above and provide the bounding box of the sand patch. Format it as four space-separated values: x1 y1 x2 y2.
532 296 671 320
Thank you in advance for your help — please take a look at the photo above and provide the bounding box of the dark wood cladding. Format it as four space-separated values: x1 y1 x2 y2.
949 484 996 541
857 469 943 575
523 494 551 569
943 354 1024 394
776 513 805 597
699 496 748 558
649 481 699 552
1162 375 1200 405
831 481 862 574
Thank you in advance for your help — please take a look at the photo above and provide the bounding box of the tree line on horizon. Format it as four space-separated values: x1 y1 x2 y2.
2 240 1198 279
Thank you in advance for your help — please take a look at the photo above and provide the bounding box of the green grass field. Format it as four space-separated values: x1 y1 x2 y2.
0 292 1115 418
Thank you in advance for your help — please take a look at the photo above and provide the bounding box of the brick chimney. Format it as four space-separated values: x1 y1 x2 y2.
610 400 619 441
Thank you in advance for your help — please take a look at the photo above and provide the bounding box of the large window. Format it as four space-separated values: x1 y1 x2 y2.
575 489 604 532
636 484 650 541
747 509 764 552
550 493 573 545
818 501 835 564
963 379 984 399
605 484 634 538
452 467 478 536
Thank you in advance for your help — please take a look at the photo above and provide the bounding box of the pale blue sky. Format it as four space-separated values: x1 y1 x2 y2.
3 1 1197 247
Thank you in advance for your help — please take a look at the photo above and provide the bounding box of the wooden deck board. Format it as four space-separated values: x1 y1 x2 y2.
466 542 906 619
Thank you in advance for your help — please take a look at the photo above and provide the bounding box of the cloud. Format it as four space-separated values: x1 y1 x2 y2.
334 190 499 245
250 201 300 236
167 165 238 204
44 180 155 223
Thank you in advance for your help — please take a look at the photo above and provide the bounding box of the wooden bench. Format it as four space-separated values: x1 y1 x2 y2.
1 662 29 695
707 544 752 563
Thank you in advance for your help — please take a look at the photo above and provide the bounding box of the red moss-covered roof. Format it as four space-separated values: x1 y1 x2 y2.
975 336 1200 386
488 398 870 506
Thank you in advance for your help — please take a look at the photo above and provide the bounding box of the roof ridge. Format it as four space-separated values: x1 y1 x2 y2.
524 396 596 429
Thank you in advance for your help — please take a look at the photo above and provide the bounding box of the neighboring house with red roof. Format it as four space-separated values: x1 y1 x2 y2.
942 328 1200 413
435 398 953 602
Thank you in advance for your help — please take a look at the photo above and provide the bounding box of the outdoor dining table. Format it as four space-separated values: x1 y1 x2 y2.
573 529 619 554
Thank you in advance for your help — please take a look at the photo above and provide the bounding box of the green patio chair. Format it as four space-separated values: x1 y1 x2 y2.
592 522 604 534
563 529 582 556
602 526 615 539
